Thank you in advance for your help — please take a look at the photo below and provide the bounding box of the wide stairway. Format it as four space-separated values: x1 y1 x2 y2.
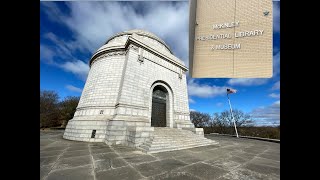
138 127 219 153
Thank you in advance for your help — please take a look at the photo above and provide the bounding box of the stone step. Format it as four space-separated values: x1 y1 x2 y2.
150 137 212 141
153 133 204 136
149 138 216 145
141 142 218 153
139 142 213 152
153 134 207 138
154 131 194 133
139 127 218 153
154 134 196 137
145 138 212 145
145 141 217 150
145 139 214 146
149 144 215 153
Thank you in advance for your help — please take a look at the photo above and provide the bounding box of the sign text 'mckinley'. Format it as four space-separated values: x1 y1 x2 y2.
213 21 240 29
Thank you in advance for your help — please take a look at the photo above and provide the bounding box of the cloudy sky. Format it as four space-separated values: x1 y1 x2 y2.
40 1 280 126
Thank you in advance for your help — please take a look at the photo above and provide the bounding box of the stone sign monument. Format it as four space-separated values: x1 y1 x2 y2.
63 29 217 153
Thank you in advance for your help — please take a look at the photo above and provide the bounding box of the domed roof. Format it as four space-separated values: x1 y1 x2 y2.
105 29 172 53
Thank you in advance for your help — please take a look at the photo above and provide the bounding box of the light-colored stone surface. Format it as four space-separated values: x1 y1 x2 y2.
139 127 218 153
64 29 210 150
41 130 280 180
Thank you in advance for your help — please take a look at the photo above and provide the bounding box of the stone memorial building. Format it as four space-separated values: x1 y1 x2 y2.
63 29 217 153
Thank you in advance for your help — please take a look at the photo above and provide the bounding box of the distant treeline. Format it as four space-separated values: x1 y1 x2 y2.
40 90 280 139
203 126 280 139
40 90 79 128
190 111 280 139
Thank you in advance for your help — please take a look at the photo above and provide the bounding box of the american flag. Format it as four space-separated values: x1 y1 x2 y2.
227 88 237 94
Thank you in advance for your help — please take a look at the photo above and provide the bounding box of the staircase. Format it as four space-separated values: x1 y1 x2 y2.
138 127 219 153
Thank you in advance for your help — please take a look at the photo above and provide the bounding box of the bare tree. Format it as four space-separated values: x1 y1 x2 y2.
40 90 60 128
211 109 253 134
190 111 211 128
228 109 253 127
58 96 80 127
211 112 230 134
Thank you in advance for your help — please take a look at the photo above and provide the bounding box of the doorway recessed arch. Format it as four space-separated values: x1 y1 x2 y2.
149 81 174 128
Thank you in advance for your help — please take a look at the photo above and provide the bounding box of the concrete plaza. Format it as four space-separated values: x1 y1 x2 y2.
40 130 279 180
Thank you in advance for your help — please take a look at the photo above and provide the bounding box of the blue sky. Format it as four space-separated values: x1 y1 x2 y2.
40 1 280 126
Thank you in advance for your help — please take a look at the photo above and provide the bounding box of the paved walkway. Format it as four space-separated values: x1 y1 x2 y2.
40 130 280 180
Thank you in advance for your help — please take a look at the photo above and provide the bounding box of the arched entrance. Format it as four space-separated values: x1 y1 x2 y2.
151 85 168 127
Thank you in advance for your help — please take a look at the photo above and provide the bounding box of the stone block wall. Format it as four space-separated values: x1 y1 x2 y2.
114 40 192 128
104 120 153 147
63 120 108 142
63 30 195 145
74 52 126 117
126 126 154 147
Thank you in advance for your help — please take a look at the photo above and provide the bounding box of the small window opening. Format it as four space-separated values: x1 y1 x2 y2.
91 130 96 138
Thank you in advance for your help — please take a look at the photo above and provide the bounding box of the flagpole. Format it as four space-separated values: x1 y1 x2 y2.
227 93 239 138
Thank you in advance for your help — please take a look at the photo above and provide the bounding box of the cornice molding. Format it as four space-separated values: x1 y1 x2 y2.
91 50 126 66
89 35 188 72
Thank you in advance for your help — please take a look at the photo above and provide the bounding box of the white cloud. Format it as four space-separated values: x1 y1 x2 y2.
189 98 195 104
41 1 189 66
216 102 223 107
272 81 280 90
188 79 228 98
251 100 280 126
40 42 89 81
40 44 56 64
40 1 65 23
60 60 89 81
227 78 269 86
269 93 280 98
43 32 75 58
41 1 279 84
190 109 196 112
66 85 83 93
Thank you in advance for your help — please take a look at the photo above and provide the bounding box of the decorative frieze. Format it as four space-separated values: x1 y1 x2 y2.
142 49 184 75
91 50 126 65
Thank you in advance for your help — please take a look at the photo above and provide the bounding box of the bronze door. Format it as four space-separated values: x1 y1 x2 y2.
151 97 166 127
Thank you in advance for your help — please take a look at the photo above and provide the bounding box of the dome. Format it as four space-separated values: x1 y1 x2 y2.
91 29 186 68
105 29 172 54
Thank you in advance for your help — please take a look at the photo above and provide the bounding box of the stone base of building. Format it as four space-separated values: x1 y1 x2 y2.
63 119 206 149
174 120 195 129
63 119 154 147
138 127 218 153
63 119 108 142
181 127 205 136
104 120 154 147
